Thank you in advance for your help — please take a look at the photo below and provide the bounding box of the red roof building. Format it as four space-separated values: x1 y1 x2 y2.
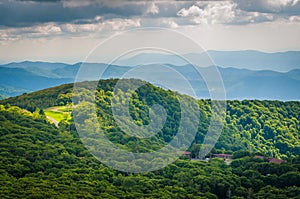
253 155 286 164
267 158 286 164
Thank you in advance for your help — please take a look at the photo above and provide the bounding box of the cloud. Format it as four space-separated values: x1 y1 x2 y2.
289 15 300 22
234 10 275 24
177 5 202 17
0 23 62 41
146 2 159 15
0 0 300 42
0 0 147 27
162 19 179 28
234 0 300 15
3 0 298 29
62 18 141 33
0 18 141 42
177 1 275 25
177 2 236 24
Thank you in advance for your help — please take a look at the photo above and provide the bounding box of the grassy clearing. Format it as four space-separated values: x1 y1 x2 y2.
44 106 72 124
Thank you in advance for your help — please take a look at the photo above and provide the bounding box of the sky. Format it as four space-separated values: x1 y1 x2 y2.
0 0 300 64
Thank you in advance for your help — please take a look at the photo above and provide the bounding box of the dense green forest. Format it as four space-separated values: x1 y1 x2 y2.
0 104 299 198
2 79 299 158
0 79 299 198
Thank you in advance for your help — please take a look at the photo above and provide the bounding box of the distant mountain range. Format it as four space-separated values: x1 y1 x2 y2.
0 62 130 99
208 50 300 72
0 50 300 101
0 66 72 98
115 50 300 72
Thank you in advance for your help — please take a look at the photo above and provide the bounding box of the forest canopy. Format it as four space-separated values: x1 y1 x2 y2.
0 79 299 198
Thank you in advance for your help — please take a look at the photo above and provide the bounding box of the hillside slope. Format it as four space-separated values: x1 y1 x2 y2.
0 103 299 198
1 79 299 159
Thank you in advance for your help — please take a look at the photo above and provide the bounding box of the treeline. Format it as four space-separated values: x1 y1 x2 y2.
0 83 74 111
0 105 299 198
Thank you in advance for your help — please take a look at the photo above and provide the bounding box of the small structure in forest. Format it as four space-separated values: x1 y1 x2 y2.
267 158 286 164
253 156 286 164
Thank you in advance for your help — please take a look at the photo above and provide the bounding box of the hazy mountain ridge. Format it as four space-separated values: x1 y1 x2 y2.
208 50 300 72
116 50 300 72
0 56 300 100
0 67 73 97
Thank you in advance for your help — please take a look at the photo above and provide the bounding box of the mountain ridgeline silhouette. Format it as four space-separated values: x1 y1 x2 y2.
0 50 299 101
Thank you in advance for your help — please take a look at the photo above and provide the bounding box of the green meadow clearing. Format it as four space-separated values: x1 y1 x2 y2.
44 106 72 124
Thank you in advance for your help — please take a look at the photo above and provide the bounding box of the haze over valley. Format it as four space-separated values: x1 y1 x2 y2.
1 50 300 101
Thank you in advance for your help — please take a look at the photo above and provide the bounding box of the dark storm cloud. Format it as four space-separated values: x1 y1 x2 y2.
0 0 206 28
1 0 300 29
0 0 148 27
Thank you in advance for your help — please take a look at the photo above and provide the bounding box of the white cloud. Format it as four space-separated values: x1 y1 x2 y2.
177 2 237 24
35 24 62 34
177 1 278 25
146 2 159 15
289 15 300 22
0 19 141 43
104 18 141 30
233 10 275 24
62 23 98 33
162 19 178 28
0 23 62 41
177 5 202 17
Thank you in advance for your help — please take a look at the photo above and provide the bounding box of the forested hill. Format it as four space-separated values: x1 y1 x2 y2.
0 83 74 111
0 83 299 198
1 79 299 159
